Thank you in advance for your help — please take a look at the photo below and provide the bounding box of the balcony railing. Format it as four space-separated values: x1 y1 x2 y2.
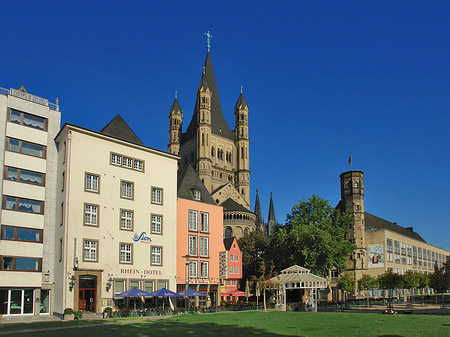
0 86 59 111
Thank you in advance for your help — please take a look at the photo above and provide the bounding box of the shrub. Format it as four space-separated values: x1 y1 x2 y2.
104 307 113 313
64 308 74 315
74 310 83 320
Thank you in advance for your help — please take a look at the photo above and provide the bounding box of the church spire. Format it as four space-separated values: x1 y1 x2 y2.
254 189 263 233
266 192 276 236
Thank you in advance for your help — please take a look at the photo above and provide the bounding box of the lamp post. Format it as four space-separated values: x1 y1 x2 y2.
183 255 190 311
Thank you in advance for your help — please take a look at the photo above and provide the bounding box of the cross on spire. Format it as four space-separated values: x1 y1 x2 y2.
175 90 178 99
240 85 243 94
205 31 212 52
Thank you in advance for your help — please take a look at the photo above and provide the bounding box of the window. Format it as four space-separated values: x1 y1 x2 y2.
85 173 99 192
151 187 163 205
230 254 234 262
151 246 162 265
60 202 64 226
130 279 140 290
200 237 209 257
200 261 209 278
193 190 201 201
1 226 43 243
5 167 45 186
121 181 134 199
61 171 65 191
9 109 47 131
189 261 198 278
122 157 133 168
133 160 144 171
225 227 232 238
200 212 209 232
188 210 198 231
235 266 239 274
144 280 154 293
120 243 133 264
84 204 98 226
230 266 234 274
114 280 125 295
120 210 133 230
111 153 121 165
151 214 162 234
7 138 46 158
386 239 393 252
189 235 198 256
83 240 98 262
3 196 43 214
59 239 63 262
235 254 238 262
1 256 42 272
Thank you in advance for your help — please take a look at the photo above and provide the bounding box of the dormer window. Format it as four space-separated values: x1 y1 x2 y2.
193 190 201 201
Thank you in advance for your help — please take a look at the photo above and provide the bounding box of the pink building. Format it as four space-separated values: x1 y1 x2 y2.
221 237 243 296
176 165 223 307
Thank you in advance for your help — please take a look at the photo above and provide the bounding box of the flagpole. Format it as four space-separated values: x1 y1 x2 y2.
348 152 352 171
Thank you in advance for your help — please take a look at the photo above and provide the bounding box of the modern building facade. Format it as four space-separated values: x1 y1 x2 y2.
54 115 179 315
176 165 223 307
0 86 60 319
168 47 255 239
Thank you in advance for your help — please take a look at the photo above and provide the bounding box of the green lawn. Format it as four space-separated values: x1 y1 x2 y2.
2 311 450 337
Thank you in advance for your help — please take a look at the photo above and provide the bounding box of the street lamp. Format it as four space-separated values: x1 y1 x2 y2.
182 254 190 311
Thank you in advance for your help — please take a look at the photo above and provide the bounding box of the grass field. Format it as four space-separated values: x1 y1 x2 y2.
1 311 449 337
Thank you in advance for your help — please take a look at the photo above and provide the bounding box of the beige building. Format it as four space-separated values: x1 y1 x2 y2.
0 86 60 320
168 49 255 239
334 170 449 299
54 115 179 315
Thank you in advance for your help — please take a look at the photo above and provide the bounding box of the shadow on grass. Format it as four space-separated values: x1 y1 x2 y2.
11 320 300 337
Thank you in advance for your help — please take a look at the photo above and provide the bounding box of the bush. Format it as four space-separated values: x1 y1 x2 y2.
64 308 74 315
74 310 83 320
104 307 113 313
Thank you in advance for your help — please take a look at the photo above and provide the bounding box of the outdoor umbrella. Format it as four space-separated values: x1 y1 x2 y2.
115 288 154 310
147 288 181 310
230 290 246 297
177 289 207 297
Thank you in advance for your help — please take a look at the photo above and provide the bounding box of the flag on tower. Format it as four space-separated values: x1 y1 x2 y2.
348 152 352 165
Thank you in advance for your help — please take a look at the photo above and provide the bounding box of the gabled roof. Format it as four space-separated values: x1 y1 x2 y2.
221 198 253 213
100 114 143 145
184 52 235 142
177 164 216 205
224 237 237 251
364 212 426 242
234 92 248 110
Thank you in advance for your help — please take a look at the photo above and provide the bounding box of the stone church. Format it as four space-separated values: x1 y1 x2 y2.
167 45 256 239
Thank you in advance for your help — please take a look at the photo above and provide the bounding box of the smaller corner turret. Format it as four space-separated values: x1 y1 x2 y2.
168 91 183 155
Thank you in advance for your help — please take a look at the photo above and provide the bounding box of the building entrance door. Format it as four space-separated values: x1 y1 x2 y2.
78 275 97 312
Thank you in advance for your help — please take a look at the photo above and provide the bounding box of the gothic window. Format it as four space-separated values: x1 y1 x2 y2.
202 133 204 146
225 227 232 239
244 228 249 237
241 147 244 159
211 147 215 157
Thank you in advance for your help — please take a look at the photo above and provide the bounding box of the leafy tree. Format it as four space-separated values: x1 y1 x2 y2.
377 270 404 311
429 258 450 309
249 261 279 312
337 272 355 305
358 274 378 307
403 270 420 307
417 273 430 306
238 230 270 285
271 195 355 276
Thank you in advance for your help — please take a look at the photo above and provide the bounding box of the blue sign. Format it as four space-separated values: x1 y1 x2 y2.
133 232 152 244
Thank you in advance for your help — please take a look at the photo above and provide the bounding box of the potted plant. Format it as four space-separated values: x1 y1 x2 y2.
74 310 83 320
103 307 113 318
63 308 74 320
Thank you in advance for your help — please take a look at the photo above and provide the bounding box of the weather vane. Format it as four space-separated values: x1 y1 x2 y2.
205 31 212 52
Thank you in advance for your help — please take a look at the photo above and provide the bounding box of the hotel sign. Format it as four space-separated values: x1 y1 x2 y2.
132 232 152 244
120 269 162 275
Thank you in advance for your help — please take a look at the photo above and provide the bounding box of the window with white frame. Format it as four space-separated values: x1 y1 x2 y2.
111 153 121 165
200 261 209 278
123 157 133 168
84 204 98 226
151 246 162 265
85 173 99 192
200 237 209 257
230 266 234 274
151 187 162 205
235 254 238 262
230 254 234 262
151 215 162 234
189 261 198 278
200 212 209 232
120 243 132 264
133 160 144 171
83 240 98 262
189 235 198 256
120 210 133 230
235 266 239 274
121 181 134 199
188 210 198 231
193 190 201 201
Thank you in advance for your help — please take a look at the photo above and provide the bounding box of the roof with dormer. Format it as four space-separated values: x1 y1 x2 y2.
100 114 143 145
184 52 235 142
177 164 216 205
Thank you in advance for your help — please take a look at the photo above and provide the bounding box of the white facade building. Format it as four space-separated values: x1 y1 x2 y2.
0 86 61 319
54 116 179 315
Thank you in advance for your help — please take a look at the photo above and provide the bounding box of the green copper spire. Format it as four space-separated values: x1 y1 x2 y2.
175 90 178 99
205 31 212 52
240 85 243 94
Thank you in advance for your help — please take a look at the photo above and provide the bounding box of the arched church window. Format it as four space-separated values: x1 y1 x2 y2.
225 227 232 238
244 228 249 237
202 133 204 146
211 147 215 157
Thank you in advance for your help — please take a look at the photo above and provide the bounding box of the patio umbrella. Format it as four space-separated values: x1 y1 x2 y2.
115 288 154 310
177 289 207 297
147 288 181 311
230 290 246 297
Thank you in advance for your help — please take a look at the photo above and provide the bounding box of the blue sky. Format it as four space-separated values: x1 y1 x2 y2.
2 1 449 251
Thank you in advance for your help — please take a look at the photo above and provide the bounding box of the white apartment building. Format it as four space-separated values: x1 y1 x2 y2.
0 86 61 319
54 115 179 315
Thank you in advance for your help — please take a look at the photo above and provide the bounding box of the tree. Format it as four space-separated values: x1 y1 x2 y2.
271 195 355 276
249 261 279 312
417 273 430 306
337 272 355 305
358 274 378 307
402 271 420 307
377 270 404 311
429 259 450 309
238 230 270 285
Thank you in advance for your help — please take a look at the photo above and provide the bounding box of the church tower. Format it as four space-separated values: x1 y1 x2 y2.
234 88 250 203
168 93 183 155
266 192 276 236
339 170 367 284
254 189 264 233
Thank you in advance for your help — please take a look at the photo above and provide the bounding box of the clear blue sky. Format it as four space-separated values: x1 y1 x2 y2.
2 1 449 251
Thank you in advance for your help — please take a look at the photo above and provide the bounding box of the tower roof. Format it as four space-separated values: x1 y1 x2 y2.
198 68 210 92
100 114 143 145
184 52 235 141
169 97 182 116
235 92 248 110
254 189 263 229
268 192 276 222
